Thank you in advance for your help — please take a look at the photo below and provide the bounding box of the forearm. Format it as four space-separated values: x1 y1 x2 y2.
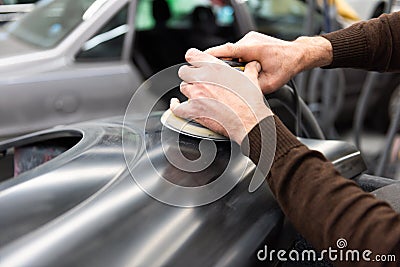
322 12 400 72
243 116 400 265
292 12 400 73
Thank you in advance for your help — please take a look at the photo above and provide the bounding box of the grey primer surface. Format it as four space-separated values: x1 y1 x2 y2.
0 113 366 267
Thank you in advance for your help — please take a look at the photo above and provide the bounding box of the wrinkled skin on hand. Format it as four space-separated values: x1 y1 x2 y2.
206 31 333 93
170 48 273 145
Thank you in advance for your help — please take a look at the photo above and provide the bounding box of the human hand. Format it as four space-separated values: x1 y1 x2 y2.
170 48 273 145
206 31 333 93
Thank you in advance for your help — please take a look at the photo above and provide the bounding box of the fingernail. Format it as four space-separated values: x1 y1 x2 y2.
170 98 179 108
256 62 261 72
186 48 200 57
188 48 200 53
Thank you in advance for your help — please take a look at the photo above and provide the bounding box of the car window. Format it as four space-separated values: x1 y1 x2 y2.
2 0 39 3
135 0 235 30
133 0 239 78
5 0 98 48
0 0 37 25
76 5 128 61
246 0 322 40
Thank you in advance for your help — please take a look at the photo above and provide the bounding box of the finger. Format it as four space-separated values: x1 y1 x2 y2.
205 42 241 58
181 82 209 100
179 63 225 85
180 81 194 98
170 100 195 121
185 48 224 68
178 65 201 83
180 81 189 95
170 98 180 111
243 61 261 87
170 98 189 119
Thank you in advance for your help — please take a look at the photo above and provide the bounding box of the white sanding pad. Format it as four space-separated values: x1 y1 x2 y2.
160 109 229 141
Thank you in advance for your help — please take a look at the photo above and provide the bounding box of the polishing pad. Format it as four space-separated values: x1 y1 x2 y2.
160 109 229 141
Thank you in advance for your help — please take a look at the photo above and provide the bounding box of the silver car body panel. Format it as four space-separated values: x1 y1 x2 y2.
0 30 40 57
0 114 366 267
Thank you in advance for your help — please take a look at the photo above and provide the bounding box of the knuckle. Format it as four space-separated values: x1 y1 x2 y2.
180 84 192 98
247 31 258 38
191 88 205 99
180 82 188 91
172 105 185 117
225 42 235 52
212 63 224 72
185 48 196 60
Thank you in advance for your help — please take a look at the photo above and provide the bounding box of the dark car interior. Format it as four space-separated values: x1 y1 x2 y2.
0 133 82 183
133 0 238 78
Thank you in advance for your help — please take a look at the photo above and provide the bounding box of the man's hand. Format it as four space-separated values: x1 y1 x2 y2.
170 48 273 145
206 31 333 94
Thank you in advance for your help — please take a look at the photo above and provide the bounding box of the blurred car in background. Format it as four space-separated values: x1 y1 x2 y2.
245 0 323 40
393 0 400 11
345 0 389 20
0 0 38 25
0 0 254 138
246 0 400 134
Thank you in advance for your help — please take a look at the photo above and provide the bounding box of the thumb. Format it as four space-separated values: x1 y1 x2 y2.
244 61 261 87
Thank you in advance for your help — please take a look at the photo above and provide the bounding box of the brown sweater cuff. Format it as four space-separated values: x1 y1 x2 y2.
321 24 368 69
241 115 303 166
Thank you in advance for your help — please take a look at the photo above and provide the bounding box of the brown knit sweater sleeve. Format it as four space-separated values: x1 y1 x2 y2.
321 11 400 72
243 116 400 266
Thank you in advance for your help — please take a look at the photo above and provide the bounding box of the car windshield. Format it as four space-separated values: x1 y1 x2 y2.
246 0 322 40
5 0 98 48
2 0 39 3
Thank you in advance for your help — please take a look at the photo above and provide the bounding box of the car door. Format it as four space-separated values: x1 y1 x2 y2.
0 0 144 138
59 0 143 126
